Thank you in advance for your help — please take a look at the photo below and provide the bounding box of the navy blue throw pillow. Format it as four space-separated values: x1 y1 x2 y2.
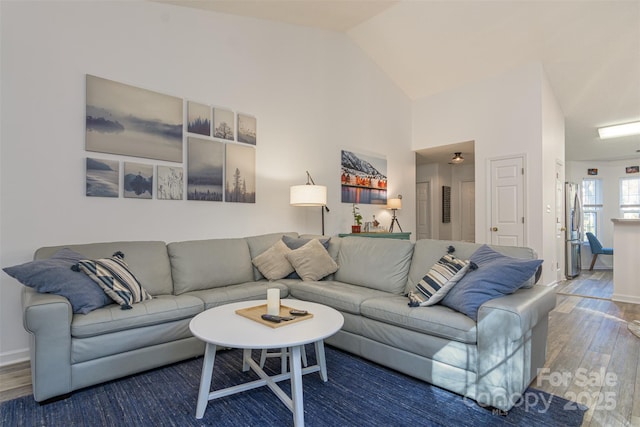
3 248 113 314
440 245 543 321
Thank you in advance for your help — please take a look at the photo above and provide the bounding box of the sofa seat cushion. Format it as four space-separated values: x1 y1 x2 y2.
286 280 391 315
360 295 477 344
71 294 204 338
359 317 478 372
72 318 195 364
186 281 289 310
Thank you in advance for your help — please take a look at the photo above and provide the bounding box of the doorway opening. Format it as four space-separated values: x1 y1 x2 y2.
415 141 475 242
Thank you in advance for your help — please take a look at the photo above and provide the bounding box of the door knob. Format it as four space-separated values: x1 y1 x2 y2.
491 227 498 232
560 227 566 231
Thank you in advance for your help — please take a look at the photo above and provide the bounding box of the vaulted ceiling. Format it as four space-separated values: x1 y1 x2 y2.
156 0 640 163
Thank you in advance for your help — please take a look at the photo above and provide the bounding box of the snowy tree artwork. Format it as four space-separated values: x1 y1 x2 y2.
157 166 184 200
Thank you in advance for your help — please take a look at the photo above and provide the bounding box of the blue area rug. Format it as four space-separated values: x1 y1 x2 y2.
1 346 586 426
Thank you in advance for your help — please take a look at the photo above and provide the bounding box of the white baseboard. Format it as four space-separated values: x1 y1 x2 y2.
612 293 640 305
0 348 30 367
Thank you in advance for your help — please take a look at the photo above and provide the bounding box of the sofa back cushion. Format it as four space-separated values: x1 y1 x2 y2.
405 239 537 294
35 241 173 296
334 237 414 294
168 238 254 295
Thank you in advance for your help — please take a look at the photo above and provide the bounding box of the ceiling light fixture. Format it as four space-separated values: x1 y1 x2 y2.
450 152 464 164
597 121 640 139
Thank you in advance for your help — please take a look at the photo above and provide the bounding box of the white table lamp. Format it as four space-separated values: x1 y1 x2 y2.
387 195 403 233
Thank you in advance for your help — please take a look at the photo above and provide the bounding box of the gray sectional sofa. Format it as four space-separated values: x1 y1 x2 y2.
20 232 556 411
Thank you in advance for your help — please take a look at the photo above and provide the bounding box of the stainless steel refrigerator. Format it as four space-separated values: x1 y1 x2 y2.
565 182 583 278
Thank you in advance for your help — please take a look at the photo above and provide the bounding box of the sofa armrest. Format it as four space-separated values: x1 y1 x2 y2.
475 285 556 410
478 285 557 340
22 287 73 402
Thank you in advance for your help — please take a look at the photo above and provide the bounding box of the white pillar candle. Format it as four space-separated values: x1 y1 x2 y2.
267 288 280 315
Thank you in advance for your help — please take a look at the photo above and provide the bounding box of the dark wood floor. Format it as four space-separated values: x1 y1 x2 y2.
1 270 638 426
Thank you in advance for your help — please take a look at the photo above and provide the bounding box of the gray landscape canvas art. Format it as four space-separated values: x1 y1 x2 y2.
237 113 256 145
187 137 224 201
225 144 255 203
86 157 119 197
124 162 153 199
213 108 234 141
187 101 211 136
86 75 183 162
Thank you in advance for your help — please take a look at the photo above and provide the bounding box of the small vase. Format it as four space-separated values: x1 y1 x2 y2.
352 225 361 233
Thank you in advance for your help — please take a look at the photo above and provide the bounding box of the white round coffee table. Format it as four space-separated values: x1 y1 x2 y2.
189 299 344 426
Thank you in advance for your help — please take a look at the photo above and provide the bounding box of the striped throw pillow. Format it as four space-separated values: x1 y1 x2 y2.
74 251 152 310
408 254 472 307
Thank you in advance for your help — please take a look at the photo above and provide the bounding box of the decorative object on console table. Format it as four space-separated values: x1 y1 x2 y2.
338 232 411 240
387 195 403 232
352 203 363 233
290 171 330 235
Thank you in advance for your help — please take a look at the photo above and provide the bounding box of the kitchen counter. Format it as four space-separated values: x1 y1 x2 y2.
611 218 640 304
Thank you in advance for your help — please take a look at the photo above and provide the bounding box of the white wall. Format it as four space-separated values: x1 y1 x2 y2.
541 70 566 283
566 159 640 269
412 63 564 285
0 1 414 364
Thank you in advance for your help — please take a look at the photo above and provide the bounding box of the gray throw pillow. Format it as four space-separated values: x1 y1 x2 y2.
251 240 295 280
285 239 338 281
282 235 331 279
3 248 113 314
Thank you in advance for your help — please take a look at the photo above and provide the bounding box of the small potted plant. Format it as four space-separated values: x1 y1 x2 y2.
352 204 363 233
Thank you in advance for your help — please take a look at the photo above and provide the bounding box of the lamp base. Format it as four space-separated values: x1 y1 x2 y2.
389 215 403 233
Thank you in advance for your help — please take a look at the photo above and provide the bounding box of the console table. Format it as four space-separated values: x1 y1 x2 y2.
338 232 411 240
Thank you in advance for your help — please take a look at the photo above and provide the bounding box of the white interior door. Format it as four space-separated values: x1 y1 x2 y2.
416 181 430 240
460 181 475 242
490 156 524 246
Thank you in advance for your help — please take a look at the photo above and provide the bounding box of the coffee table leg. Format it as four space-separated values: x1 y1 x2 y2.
196 343 217 419
315 340 328 382
242 348 252 372
290 345 304 427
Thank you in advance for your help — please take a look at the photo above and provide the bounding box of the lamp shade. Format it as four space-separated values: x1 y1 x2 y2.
290 185 327 206
387 198 402 210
